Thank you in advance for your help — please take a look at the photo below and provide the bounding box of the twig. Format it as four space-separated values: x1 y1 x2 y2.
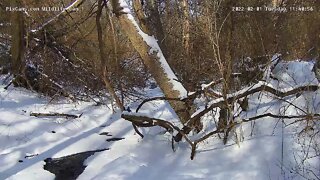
4 80 12 90
241 113 320 122
132 123 144 138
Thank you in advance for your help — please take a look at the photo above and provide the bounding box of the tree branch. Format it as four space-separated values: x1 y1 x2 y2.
31 0 85 32
136 96 184 113
121 113 194 151
30 112 83 119
241 113 320 122
177 83 319 141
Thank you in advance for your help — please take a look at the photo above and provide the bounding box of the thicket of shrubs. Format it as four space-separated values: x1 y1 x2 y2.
0 0 319 101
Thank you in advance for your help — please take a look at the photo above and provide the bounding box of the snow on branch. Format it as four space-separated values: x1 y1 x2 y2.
31 0 84 33
189 112 319 159
116 0 187 98
121 113 194 151
122 82 320 159
183 82 319 135
122 113 175 133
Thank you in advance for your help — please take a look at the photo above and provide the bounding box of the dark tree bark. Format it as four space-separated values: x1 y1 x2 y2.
10 0 25 76
96 0 124 111
181 0 190 56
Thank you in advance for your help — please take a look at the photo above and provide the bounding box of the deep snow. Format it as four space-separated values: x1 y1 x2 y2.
0 60 319 180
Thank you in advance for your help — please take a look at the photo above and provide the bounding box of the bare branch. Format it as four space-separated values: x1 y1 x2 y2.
241 113 320 122
121 113 194 150
31 0 85 32
30 112 83 119
177 83 319 142
136 96 183 113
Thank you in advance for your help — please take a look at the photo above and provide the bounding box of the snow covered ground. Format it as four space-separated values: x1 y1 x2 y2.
0 60 319 180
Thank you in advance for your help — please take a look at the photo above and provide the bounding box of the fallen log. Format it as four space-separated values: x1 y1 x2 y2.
30 112 83 119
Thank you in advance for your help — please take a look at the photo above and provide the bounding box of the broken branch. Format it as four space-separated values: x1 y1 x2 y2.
30 112 82 119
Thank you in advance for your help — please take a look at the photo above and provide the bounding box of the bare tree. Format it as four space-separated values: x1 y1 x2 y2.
10 0 25 77
181 0 190 56
96 0 124 111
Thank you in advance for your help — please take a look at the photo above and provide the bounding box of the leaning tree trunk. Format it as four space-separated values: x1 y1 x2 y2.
132 0 150 34
146 0 168 58
110 0 190 123
133 0 168 59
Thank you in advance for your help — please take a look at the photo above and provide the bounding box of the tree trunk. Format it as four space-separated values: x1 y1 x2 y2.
221 0 236 144
132 0 150 34
146 0 167 58
133 0 168 58
313 60 320 82
110 0 190 123
10 0 25 76
181 0 190 56
96 0 124 111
